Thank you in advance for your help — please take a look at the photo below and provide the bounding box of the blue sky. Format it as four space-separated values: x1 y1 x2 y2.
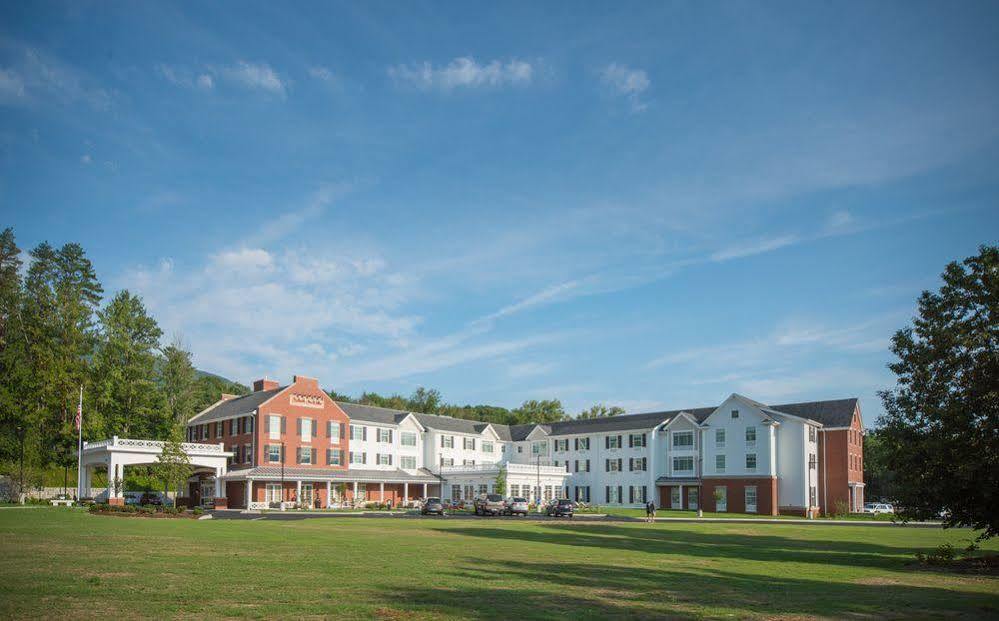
2 2 998 423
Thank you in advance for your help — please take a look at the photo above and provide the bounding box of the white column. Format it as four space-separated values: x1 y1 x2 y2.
245 479 252 509
423 482 428 498
353 481 359 503
403 482 409 504
379 481 385 502
215 468 225 500
326 481 332 508
296 480 302 506
679 484 683 510
108 458 123 501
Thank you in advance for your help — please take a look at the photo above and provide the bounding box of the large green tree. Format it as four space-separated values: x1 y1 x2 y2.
160 339 197 426
91 291 165 438
512 399 567 424
878 245 998 539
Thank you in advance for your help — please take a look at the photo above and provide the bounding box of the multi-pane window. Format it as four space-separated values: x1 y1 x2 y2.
745 486 758 513
349 451 366 465
629 433 646 448
715 454 726 472
327 449 343 466
607 435 622 449
809 486 817 507
440 457 454 466
808 426 817 442
672 431 693 448
606 458 622 472
350 425 365 441
808 454 817 470
300 417 313 439
745 426 757 446
482 441 494 453
268 415 281 440
746 453 757 470
377 453 391 466
400 456 416 470
298 448 312 464
463 437 476 450
531 441 547 454
216 422 222 439
555 439 569 452
673 456 694 472
243 444 252 464
401 431 417 446
441 435 454 449
328 422 341 443
731 410 739 419
715 429 726 447
575 437 591 450
267 445 281 463
478 484 488 495
510 484 520 497
377 428 392 443
630 457 647 472
463 459 475 466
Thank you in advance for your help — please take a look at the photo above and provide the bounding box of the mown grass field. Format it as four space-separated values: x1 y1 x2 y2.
1 508 996 619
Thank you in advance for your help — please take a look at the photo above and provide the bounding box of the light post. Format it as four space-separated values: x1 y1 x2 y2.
280 441 286 511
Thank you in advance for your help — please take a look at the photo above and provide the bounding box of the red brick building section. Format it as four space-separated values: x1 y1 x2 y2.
818 403 865 514
698 477 779 515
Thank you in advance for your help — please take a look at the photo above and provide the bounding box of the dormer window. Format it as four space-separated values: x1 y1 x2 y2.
731 410 739 419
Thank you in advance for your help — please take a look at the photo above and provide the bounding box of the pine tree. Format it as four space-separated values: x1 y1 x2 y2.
92 291 165 438
160 339 197 426
878 245 998 539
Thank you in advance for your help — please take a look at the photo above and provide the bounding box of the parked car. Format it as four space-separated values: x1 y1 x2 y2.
546 498 575 518
863 502 894 514
504 497 529 516
474 494 506 516
421 497 445 516
139 492 163 506
124 492 143 506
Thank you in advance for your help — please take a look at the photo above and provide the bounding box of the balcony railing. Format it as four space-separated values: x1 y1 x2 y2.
439 461 567 477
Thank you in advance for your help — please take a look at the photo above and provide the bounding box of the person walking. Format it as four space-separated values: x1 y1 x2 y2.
646 499 657 523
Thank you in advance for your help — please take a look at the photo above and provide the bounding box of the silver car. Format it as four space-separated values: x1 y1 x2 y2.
505 497 529 516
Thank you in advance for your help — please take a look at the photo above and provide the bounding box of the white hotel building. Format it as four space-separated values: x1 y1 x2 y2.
175 376 864 515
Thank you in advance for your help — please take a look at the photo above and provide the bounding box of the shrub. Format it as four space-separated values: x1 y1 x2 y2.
833 500 850 518
192 507 203 516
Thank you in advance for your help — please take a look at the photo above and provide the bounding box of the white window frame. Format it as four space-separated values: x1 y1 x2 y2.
673 456 693 473
482 441 494 453
400 456 416 470
672 431 693 448
377 453 391 466
300 417 313 440
715 454 726 472
268 415 281 440
745 426 756 447
715 429 726 448
377 428 391 443
745 486 757 513
745 453 757 471
267 445 281 463
401 431 417 447
350 425 365 441
298 447 312 464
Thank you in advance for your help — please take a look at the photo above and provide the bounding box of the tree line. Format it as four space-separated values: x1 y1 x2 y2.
0 228 628 491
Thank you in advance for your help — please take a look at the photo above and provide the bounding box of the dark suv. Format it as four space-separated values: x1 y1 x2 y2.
546 499 574 518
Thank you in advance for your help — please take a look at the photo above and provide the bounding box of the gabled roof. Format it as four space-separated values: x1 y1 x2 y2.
411 412 500 436
770 398 860 428
189 387 286 424
335 402 415 426
546 410 679 435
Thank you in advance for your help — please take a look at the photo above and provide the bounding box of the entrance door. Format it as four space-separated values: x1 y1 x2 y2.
715 486 727 512
687 488 699 510
670 487 682 509
265 483 282 505
301 483 314 508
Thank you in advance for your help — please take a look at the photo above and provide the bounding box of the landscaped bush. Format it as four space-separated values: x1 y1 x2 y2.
88 502 197 518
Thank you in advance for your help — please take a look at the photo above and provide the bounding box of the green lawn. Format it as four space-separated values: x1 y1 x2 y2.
1 508 996 619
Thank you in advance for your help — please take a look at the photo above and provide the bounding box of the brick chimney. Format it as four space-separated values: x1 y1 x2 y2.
293 375 319 389
253 378 280 392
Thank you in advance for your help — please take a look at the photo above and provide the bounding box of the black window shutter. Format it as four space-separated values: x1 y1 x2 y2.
311 448 316 464
312 419 317 437
326 421 331 438
617 434 623 448
605 486 610 503
340 423 345 439
618 486 623 504
629 486 634 503
574 438 578 450
642 486 648 503
440 435 445 448
628 458 633 471
629 435 633 448
297 418 302 437
280 416 286 434
605 436 609 449
586 459 590 472
362 452 367 464
388 429 393 443
605 459 609 471
362 427 367 441
326 449 331 464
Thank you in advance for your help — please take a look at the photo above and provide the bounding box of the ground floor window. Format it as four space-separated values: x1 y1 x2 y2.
714 486 727 512
301 483 314 507
478 484 488 496
356 483 367 499
200 479 215 501
745 486 757 513
687 488 699 510
464 485 475 499
607 486 621 503
265 483 282 504
543 486 553 502
452 486 461 501
671 487 682 508
510 484 520 497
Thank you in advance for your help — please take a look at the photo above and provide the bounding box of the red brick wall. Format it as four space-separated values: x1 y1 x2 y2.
254 376 351 471
819 406 864 515
699 477 778 515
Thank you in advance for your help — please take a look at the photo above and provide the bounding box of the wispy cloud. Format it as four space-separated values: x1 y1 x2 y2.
158 64 214 90
0 45 111 110
710 235 799 262
600 63 650 112
159 61 286 96
308 66 335 84
388 57 534 91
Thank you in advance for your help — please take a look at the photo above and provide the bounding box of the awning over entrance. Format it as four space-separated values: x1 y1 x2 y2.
655 476 701 486
222 466 440 484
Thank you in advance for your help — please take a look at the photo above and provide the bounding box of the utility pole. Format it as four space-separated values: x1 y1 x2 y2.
280 441 285 509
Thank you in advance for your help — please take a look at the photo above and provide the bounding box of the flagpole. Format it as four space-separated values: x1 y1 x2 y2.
76 385 83 502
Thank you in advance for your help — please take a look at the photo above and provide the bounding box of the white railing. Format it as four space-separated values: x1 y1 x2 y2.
439 462 567 477
85 437 226 454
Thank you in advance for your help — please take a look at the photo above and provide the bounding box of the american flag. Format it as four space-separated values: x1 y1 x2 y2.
75 392 82 432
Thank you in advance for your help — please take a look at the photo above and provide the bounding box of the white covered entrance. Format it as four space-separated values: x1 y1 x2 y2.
79 436 233 506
